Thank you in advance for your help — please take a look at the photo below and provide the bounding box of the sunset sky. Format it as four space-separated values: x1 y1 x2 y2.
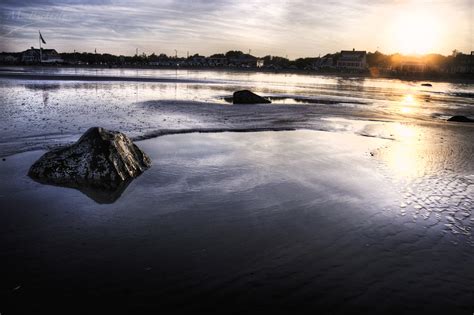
0 0 472 58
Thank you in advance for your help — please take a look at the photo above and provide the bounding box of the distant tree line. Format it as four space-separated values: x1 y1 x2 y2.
0 49 472 76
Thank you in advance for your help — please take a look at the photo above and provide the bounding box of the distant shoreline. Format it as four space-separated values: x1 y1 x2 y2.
0 71 215 84
1 65 473 84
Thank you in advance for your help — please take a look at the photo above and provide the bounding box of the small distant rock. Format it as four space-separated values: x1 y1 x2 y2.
233 90 271 104
28 127 151 202
447 115 474 123
421 83 432 87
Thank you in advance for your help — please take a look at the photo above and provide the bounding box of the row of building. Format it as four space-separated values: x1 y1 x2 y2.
1 47 473 74
316 50 474 74
2 47 369 70
149 54 262 68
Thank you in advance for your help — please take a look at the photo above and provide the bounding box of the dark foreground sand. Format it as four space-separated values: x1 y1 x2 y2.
1 129 473 314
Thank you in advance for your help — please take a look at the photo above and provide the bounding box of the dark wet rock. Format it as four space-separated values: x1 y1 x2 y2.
421 83 432 87
233 90 271 104
447 116 474 123
28 127 151 202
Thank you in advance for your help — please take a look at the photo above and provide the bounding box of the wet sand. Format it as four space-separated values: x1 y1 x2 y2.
1 68 473 313
1 130 473 314
1 75 473 158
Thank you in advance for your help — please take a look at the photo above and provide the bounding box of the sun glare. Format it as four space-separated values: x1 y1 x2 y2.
400 94 417 114
392 11 440 55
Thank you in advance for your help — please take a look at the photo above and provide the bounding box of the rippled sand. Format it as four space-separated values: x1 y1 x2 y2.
371 123 474 248
1 130 473 313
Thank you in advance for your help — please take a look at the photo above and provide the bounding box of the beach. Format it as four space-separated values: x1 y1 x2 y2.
0 67 473 313
1 67 473 156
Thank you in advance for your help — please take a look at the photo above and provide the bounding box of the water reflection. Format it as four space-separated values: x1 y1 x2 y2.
29 175 135 204
374 123 430 178
382 124 421 177
400 94 417 114
24 83 61 91
23 83 62 107
377 123 474 179
371 123 474 241
1 68 474 159
42 90 49 106
2 130 474 312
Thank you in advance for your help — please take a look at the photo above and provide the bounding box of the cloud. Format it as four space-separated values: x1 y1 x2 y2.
0 0 471 57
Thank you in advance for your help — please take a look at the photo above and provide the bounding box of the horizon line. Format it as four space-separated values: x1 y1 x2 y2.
2 48 473 61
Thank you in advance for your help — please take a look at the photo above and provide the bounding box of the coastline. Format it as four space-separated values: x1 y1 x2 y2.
0 71 217 84
1 68 473 159
2 64 474 84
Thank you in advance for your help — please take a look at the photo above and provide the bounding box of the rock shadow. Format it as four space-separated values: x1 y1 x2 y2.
29 175 135 204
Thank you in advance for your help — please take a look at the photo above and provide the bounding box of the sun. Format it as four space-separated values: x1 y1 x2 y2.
392 11 440 55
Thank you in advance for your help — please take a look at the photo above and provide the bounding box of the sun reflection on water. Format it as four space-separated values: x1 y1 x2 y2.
383 124 424 178
371 122 474 242
400 94 417 115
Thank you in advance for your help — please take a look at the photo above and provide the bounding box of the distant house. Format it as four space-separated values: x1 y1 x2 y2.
0 54 19 64
389 56 427 73
229 54 258 68
208 57 227 67
398 61 426 73
337 49 367 70
313 54 334 69
449 52 474 74
189 55 207 66
21 47 63 64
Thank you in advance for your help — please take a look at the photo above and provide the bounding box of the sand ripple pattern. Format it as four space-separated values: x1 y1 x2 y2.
396 172 474 245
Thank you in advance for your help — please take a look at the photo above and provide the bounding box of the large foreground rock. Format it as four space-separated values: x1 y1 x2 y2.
233 90 271 104
28 127 151 202
447 115 474 123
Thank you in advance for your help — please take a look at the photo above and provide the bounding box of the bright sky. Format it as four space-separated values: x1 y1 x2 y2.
0 0 472 58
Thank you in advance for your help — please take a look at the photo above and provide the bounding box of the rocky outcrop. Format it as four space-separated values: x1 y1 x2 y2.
28 127 151 202
233 90 271 104
447 115 474 123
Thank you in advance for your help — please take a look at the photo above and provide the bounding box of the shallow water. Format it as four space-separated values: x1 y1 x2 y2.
1 67 473 157
1 68 473 313
0 131 473 313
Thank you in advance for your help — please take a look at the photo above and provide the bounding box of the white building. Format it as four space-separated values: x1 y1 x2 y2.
21 47 63 64
337 49 367 70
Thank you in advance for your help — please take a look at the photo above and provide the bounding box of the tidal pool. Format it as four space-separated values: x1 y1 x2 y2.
1 130 472 313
